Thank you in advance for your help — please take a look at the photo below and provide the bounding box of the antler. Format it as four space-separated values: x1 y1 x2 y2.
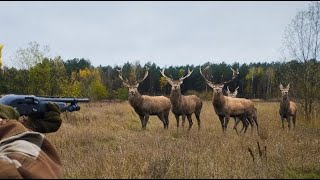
159 68 174 84
201 65 235 85
279 83 284 90
136 66 149 83
199 65 214 84
222 67 238 84
227 86 231 93
116 67 130 87
234 86 239 96
179 68 193 81
230 67 239 78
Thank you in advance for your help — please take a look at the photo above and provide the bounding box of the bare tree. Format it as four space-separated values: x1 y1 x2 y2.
11 41 50 70
282 2 320 120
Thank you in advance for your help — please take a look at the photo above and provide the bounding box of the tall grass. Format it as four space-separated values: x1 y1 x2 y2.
48 101 320 179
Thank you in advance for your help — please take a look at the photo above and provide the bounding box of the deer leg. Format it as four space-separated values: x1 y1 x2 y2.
253 115 259 135
241 118 249 133
182 115 186 128
238 117 244 133
224 115 230 131
287 116 291 129
165 111 170 129
281 116 285 129
292 115 296 128
219 116 224 131
139 115 145 129
143 114 149 129
242 116 249 133
233 117 240 133
246 116 254 133
175 115 180 128
157 113 167 129
195 112 201 130
187 114 193 130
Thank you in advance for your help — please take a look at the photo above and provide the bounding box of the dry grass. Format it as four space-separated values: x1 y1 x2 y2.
47 101 320 179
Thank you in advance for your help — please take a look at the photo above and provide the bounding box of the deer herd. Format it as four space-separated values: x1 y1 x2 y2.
117 66 298 134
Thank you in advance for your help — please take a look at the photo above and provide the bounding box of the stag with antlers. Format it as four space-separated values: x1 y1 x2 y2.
279 83 297 129
200 66 258 133
117 67 171 129
160 68 203 130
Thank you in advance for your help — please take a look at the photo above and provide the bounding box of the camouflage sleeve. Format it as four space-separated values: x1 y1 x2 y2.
0 120 63 179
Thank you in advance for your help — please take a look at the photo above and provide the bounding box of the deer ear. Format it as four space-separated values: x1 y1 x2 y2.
135 83 139 88
287 83 290 89
279 83 284 90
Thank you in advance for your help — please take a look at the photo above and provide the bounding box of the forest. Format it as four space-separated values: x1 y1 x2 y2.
1 55 318 101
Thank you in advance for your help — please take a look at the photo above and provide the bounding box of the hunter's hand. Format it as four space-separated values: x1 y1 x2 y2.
0 104 20 120
27 102 62 133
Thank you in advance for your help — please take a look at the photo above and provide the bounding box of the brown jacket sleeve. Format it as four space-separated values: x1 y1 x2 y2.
0 120 64 179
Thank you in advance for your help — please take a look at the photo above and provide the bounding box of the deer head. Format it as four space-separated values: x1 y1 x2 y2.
227 86 239 98
160 68 193 91
279 83 290 97
200 66 236 95
117 66 149 96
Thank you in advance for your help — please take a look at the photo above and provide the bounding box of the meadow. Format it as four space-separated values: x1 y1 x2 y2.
48 101 320 179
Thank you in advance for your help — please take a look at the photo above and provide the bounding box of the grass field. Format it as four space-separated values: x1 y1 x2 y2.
48 101 320 179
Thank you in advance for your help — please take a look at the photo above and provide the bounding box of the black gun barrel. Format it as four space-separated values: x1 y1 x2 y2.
35 97 90 103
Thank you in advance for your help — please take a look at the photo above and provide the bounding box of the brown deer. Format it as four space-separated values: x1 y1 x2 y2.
226 86 247 132
160 68 203 130
117 67 171 129
279 83 297 129
200 66 258 133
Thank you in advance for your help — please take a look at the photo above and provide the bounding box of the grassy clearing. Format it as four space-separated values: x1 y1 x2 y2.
47 101 320 178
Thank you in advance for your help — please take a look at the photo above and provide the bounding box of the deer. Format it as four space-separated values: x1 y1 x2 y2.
117 67 172 129
160 68 203 130
226 86 245 131
226 86 258 133
200 66 258 134
279 83 297 129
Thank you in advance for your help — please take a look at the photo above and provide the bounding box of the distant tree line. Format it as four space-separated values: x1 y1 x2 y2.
1 56 319 103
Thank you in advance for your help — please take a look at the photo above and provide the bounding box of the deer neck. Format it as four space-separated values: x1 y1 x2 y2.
280 96 290 111
213 93 226 109
170 89 182 107
128 91 143 108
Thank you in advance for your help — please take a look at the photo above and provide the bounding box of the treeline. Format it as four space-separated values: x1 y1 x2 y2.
1 57 319 103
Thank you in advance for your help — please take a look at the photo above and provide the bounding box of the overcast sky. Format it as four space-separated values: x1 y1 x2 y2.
0 1 310 68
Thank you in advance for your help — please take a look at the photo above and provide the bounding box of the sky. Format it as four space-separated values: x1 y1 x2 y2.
0 1 310 68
